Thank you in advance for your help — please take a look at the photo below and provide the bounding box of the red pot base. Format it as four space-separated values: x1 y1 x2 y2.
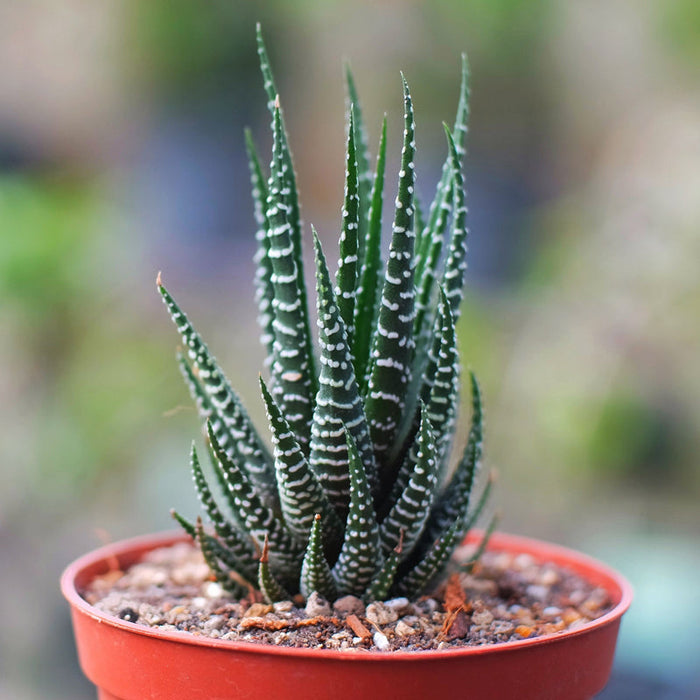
62 531 632 700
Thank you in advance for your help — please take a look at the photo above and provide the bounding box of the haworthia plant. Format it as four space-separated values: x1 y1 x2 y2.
159 28 493 602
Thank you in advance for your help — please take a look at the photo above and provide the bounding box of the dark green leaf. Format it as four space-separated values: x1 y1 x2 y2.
332 431 381 596
310 229 378 516
300 514 338 601
365 78 417 474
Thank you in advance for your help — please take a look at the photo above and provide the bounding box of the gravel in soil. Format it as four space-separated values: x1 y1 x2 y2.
83 542 613 652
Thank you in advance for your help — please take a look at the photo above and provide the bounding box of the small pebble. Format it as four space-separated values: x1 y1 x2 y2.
129 565 168 587
491 620 514 635
365 602 399 626
170 562 210 585
416 598 439 614
118 607 139 622
562 608 582 625
331 631 352 641
538 568 560 586
203 581 224 598
383 597 411 615
203 615 226 632
569 589 587 606
165 605 188 624
491 552 514 572
244 603 273 618
513 553 536 570
526 584 549 602
472 609 494 627
333 595 365 617
373 631 390 651
273 600 294 614
305 592 331 617
460 574 499 596
394 620 416 638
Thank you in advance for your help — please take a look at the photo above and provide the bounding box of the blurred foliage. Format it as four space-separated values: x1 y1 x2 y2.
124 0 285 102
427 0 552 66
127 1 252 92
587 389 683 484
0 177 96 320
0 177 183 505
660 0 700 71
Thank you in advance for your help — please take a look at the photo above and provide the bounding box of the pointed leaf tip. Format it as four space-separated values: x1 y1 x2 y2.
156 271 162 288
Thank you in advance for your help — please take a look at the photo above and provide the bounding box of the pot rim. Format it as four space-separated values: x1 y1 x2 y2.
61 529 632 662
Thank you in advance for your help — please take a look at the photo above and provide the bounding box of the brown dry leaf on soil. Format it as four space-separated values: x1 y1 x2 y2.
345 613 372 641
441 574 472 639
444 574 468 612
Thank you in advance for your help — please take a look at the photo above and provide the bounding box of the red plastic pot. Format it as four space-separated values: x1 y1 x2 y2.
61 530 631 700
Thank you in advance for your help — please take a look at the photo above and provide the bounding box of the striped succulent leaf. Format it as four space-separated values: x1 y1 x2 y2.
171 509 257 587
411 125 469 405
331 431 381 596
392 285 459 469
258 535 291 604
187 443 258 571
399 474 496 596
245 129 275 365
412 58 470 395
164 32 492 604
379 406 440 558
177 351 212 421
392 513 464 597
415 54 470 286
300 514 338 601
177 353 278 511
255 24 308 336
265 103 318 449
159 281 277 506
344 64 373 265
352 115 387 390
417 371 484 550
420 287 460 473
440 127 470 320
365 531 403 602
335 108 361 344
207 422 304 587
364 76 417 475
194 517 248 597
259 375 344 554
309 229 378 515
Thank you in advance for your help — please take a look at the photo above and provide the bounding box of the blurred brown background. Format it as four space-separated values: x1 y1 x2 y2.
1 1 698 697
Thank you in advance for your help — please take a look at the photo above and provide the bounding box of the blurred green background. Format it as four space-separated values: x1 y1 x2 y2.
1 1 698 698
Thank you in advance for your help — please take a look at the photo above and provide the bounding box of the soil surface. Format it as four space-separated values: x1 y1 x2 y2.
84 542 613 652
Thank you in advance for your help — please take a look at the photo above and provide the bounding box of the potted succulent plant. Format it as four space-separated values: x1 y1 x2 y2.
62 26 631 700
